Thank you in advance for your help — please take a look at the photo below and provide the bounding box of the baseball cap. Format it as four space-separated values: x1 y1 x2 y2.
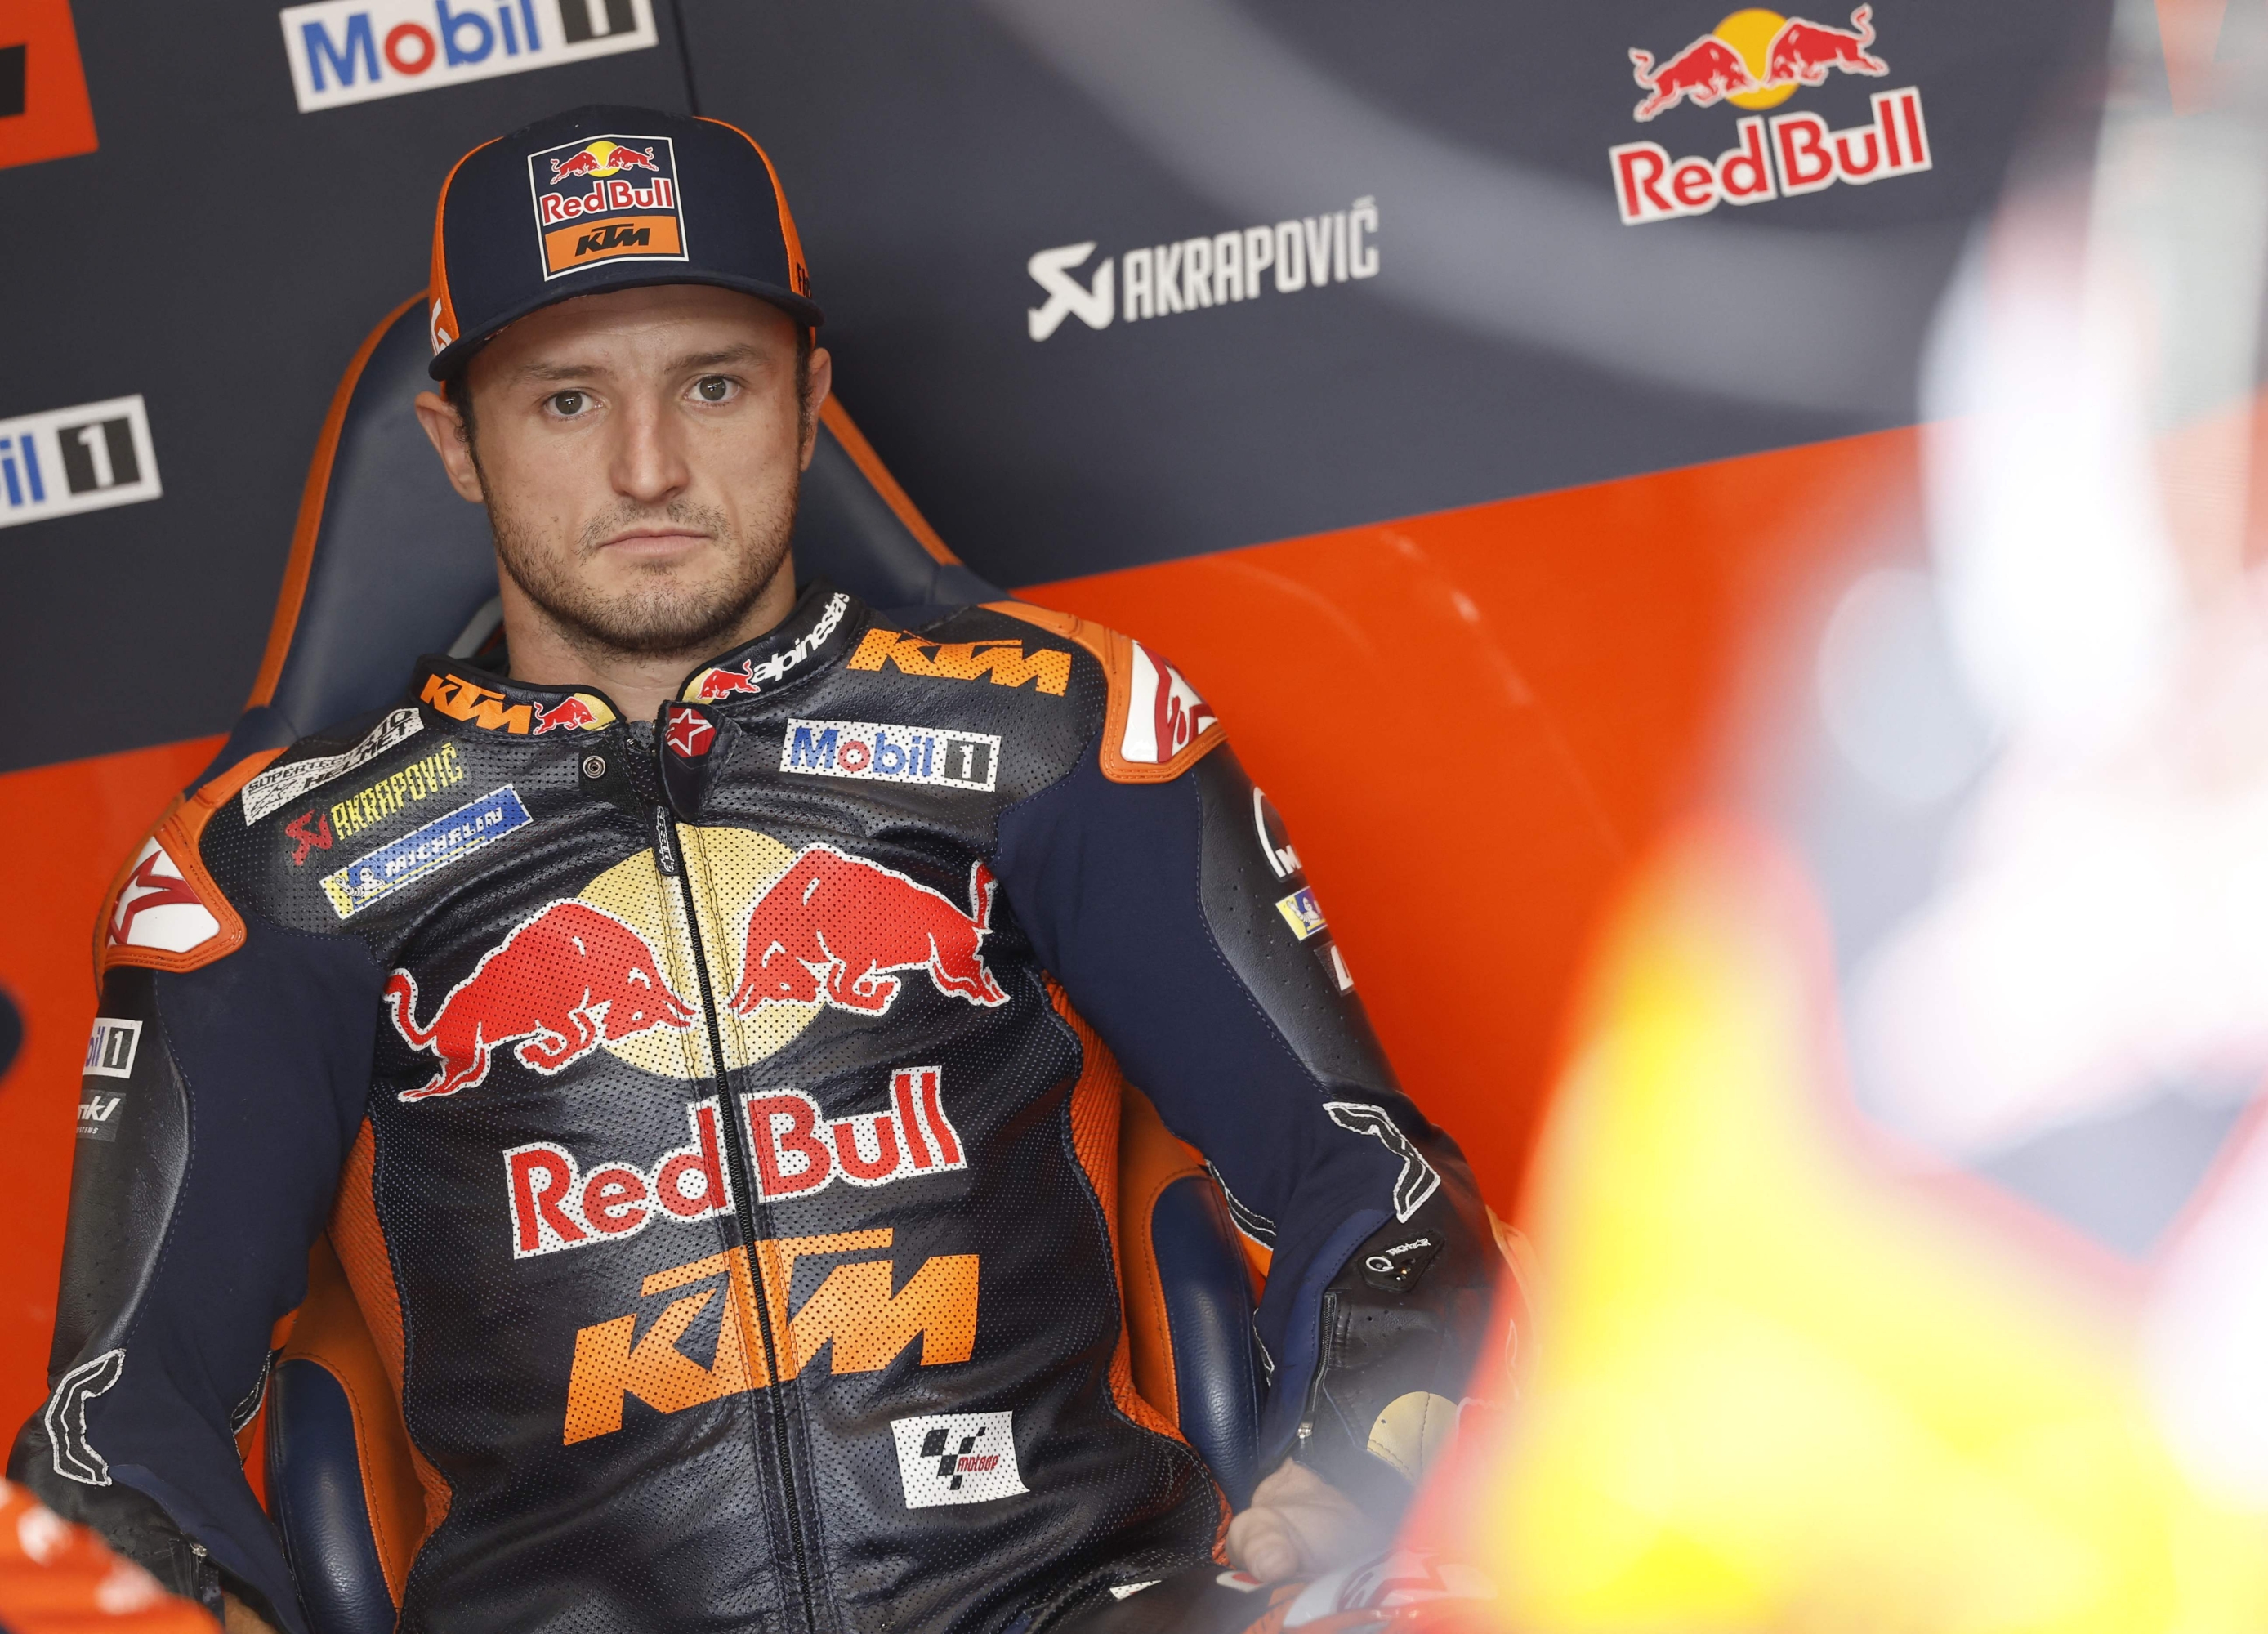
426 103 822 381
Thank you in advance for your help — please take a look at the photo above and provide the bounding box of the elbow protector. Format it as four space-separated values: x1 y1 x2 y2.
1290 1189 1504 1518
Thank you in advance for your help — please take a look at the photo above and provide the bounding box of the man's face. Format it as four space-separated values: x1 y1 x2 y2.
422 283 828 662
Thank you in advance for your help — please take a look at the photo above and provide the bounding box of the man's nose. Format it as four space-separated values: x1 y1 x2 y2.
610 394 691 505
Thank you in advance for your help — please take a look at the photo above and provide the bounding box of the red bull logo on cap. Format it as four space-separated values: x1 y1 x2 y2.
527 132 686 279
1611 7 1930 225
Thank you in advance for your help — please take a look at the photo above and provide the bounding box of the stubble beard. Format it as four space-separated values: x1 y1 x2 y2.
487 472 799 667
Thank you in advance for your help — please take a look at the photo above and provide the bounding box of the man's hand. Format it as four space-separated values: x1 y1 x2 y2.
1223 1458 1370 1583
222 1592 279 1633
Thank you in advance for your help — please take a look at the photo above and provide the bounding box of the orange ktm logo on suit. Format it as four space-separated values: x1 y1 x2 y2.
846 627 1073 695
565 1230 979 1444
421 671 533 734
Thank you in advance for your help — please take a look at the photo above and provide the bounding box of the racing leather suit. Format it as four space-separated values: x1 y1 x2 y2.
11 583 1498 1634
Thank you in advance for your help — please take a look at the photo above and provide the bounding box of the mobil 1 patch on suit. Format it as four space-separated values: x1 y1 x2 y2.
78 1017 140 1142
780 719 1000 792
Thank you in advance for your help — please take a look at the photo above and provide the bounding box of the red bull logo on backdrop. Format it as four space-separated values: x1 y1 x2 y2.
1611 7 1930 225
527 132 685 279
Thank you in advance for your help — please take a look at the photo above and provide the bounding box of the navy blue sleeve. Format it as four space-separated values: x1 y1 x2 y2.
8 913 381 1632
993 741 1493 1474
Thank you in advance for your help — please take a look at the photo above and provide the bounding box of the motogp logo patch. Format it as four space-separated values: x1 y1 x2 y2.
891 1411 1027 1508
527 132 685 279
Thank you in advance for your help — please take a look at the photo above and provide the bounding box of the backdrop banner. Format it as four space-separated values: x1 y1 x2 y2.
0 0 2113 773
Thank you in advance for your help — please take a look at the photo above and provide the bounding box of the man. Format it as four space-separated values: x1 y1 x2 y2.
12 106 1498 1633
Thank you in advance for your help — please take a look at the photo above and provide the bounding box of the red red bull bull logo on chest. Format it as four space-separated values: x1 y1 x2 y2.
733 849 1008 1017
504 1067 968 1258
1612 7 1931 225
387 839 1010 1105
387 897 696 1098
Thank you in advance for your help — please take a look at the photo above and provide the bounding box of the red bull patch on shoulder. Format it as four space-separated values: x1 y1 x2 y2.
526 132 685 279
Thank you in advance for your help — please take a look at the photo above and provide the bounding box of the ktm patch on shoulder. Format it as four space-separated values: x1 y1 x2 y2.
981 601 1224 783
846 627 1071 696
96 751 277 978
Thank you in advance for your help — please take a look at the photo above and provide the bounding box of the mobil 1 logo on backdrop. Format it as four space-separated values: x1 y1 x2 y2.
281 0 656 113
0 395 162 533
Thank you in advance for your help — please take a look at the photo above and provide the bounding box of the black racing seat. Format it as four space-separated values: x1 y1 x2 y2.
237 296 1266 1634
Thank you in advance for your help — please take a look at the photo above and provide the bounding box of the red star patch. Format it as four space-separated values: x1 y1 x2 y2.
664 707 716 760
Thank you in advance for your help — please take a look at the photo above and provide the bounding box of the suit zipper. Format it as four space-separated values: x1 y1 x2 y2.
652 802 825 1633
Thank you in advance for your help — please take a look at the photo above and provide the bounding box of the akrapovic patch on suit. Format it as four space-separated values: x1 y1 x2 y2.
526 133 685 279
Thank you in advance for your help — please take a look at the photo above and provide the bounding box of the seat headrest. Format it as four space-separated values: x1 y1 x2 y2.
241 294 997 748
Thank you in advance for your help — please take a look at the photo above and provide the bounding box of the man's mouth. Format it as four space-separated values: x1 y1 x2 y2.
595 527 712 556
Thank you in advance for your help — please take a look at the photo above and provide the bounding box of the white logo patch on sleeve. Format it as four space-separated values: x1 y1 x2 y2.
83 1019 141 1079
1324 1102 1442 1221
1120 641 1218 765
107 839 220 954
891 1410 1027 1507
44 1350 125 1486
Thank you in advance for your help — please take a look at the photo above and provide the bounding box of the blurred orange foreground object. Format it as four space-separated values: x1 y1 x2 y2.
0 1477 212 1630
1399 819 2268 1632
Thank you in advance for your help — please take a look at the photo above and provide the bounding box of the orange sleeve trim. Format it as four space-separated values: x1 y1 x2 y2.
247 292 426 712
819 398 962 568
1119 1086 1211 1434
95 748 282 981
985 603 1224 784
1238 1234 1274 1300
281 1230 430 1608
328 1119 453 1560
1050 984 1230 1549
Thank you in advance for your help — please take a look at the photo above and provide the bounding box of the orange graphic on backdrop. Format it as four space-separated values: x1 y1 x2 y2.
0 0 96 172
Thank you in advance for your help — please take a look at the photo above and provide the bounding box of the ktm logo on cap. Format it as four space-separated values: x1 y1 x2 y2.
527 132 686 279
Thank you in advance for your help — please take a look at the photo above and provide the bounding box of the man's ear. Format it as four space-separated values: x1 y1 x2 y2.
798 345 834 473
413 389 486 503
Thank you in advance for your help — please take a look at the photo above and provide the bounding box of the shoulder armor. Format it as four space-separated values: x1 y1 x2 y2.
984 601 1224 784
93 749 280 982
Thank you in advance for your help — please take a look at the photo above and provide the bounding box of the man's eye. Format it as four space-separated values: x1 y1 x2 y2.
549 391 587 417
694 377 736 403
